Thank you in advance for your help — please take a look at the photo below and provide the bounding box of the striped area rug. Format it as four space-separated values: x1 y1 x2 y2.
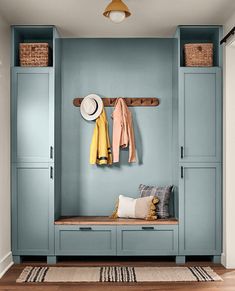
16 266 222 283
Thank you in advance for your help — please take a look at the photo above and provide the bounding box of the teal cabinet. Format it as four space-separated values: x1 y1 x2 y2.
11 67 55 257
12 163 54 255
179 68 222 163
11 67 54 163
55 225 117 255
179 163 221 255
117 225 178 255
11 26 61 262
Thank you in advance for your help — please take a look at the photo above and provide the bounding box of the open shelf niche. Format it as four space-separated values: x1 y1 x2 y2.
11 25 56 67
178 26 222 67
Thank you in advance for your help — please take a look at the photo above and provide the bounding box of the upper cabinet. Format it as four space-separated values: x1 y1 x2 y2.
179 67 222 163
11 67 54 163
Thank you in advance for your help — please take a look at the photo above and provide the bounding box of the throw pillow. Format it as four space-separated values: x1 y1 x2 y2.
139 184 173 219
111 195 159 220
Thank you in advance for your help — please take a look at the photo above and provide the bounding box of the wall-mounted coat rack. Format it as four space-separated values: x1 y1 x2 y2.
73 97 160 107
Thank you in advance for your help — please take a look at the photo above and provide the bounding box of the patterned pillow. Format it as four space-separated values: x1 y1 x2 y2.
139 184 173 219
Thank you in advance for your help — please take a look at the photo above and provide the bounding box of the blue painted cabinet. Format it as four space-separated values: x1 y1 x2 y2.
179 163 221 255
117 225 178 256
11 67 55 256
11 68 54 163
12 163 54 255
55 225 117 255
179 68 222 163
178 67 222 259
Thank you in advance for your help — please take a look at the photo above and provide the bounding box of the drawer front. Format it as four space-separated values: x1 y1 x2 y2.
117 225 178 255
55 225 116 255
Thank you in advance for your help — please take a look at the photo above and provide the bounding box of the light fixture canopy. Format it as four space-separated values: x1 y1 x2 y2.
103 0 131 23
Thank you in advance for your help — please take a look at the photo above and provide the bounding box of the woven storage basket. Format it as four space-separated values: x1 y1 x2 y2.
19 43 49 66
184 43 213 67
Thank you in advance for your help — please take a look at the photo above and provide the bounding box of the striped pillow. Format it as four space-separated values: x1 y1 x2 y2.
139 184 173 219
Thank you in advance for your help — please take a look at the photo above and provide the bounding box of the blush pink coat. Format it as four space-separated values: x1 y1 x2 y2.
112 98 136 163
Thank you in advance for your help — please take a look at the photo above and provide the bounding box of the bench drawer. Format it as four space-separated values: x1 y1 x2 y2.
117 225 178 255
55 225 116 255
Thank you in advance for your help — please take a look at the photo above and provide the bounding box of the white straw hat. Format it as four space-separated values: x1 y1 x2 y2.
80 94 103 121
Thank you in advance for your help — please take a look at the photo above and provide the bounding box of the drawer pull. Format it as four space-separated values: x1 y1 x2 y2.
142 226 154 230
79 227 92 231
180 146 184 159
181 166 184 179
50 146 54 159
50 166 53 179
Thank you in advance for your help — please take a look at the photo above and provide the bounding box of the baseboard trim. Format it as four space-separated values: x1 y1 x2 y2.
0 252 13 279
221 252 226 267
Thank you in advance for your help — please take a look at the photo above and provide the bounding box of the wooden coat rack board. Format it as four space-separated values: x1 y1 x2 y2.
73 97 160 107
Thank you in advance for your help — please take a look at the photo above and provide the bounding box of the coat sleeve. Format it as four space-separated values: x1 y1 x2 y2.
90 123 98 164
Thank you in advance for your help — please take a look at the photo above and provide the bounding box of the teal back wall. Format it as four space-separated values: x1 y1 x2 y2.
61 38 174 216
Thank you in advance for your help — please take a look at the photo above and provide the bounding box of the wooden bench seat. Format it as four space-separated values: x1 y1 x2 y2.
54 216 179 225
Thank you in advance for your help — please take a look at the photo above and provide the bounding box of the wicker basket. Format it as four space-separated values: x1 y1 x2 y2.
184 43 213 67
19 43 49 67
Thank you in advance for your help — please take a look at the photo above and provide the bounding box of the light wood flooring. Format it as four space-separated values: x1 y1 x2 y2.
0 257 235 291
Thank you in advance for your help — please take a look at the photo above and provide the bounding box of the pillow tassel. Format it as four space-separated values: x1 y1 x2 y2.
110 200 119 219
146 197 159 221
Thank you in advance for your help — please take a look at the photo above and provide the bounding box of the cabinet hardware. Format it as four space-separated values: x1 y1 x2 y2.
142 226 154 230
50 146 53 159
181 166 184 179
79 227 92 231
50 166 53 179
180 146 184 159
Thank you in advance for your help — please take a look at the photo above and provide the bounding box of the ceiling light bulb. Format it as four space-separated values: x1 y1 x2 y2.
109 11 126 23
103 0 131 23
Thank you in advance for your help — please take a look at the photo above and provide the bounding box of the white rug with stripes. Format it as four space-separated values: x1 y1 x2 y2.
16 266 222 283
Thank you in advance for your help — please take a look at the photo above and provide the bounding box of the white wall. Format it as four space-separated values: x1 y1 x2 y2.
0 14 12 278
224 11 235 35
222 12 235 269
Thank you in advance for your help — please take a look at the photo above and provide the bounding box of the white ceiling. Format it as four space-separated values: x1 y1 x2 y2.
0 0 234 37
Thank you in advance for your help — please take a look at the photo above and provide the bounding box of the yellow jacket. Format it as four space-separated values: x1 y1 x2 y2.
90 109 112 165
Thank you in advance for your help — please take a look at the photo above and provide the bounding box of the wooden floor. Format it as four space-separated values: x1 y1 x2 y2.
0 258 235 291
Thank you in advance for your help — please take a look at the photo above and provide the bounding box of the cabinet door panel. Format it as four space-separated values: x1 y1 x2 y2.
12 68 54 163
117 225 178 255
179 163 221 255
55 225 116 255
12 163 54 254
179 68 221 162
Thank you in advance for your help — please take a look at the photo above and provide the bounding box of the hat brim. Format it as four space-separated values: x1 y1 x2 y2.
80 94 104 121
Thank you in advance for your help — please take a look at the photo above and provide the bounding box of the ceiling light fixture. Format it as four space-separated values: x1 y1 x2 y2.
103 0 131 24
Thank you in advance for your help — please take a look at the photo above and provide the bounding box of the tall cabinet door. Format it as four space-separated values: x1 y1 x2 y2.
12 163 54 255
179 163 221 255
11 67 55 255
11 68 54 163
179 68 222 163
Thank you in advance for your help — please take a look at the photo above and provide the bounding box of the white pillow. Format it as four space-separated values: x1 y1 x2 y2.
115 195 158 220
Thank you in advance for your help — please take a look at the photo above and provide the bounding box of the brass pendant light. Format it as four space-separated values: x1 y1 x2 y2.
103 0 131 24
